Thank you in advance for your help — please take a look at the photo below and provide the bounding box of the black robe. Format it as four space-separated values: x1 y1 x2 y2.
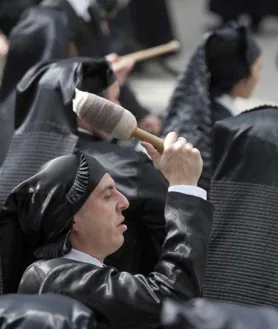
162 298 278 329
18 192 214 329
0 0 149 165
0 294 95 329
204 106 278 308
210 98 232 123
41 0 149 121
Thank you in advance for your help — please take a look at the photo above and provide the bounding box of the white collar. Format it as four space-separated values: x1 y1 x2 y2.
66 0 95 22
215 94 238 116
63 248 103 267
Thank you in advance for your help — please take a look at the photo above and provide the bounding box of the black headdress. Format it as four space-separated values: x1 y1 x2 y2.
0 150 106 294
161 22 261 191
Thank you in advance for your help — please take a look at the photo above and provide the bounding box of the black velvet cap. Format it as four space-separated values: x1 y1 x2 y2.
206 22 261 95
0 150 106 293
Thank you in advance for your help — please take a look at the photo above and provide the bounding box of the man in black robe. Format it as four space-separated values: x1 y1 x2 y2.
0 132 213 329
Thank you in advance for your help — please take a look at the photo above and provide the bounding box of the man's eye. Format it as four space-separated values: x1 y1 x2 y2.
105 194 112 200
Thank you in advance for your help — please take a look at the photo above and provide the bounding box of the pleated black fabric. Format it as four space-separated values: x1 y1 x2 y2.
204 106 278 308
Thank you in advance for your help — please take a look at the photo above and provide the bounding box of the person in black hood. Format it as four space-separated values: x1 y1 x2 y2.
203 106 278 308
161 22 261 191
0 136 213 329
0 6 72 166
0 0 161 167
0 294 96 329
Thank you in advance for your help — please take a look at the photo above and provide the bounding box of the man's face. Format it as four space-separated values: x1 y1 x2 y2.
72 173 129 260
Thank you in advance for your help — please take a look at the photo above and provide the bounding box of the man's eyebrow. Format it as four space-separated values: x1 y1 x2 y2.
98 184 115 195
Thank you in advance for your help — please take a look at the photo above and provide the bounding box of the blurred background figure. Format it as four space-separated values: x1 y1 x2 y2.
0 0 41 37
207 0 278 33
161 22 261 191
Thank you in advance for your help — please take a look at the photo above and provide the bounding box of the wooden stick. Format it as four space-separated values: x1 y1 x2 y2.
120 40 181 63
131 127 164 154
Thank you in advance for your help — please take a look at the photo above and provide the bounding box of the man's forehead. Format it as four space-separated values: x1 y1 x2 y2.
96 174 116 192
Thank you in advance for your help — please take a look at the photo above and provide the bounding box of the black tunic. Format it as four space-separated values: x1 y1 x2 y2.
19 192 214 329
210 98 232 123
204 106 278 308
0 0 149 165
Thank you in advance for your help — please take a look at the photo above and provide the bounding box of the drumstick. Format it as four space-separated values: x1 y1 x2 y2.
73 89 164 153
120 40 180 63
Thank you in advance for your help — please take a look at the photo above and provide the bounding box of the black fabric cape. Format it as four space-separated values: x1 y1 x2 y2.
0 1 149 166
0 57 112 208
40 0 149 120
162 298 278 329
210 98 232 123
203 106 278 308
0 294 95 329
0 5 71 167
0 0 41 36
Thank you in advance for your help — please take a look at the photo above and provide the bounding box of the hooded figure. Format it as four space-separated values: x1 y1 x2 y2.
0 6 71 166
0 150 107 294
161 298 278 329
0 141 214 329
203 106 278 308
161 22 261 191
0 0 153 166
0 57 115 208
0 294 95 329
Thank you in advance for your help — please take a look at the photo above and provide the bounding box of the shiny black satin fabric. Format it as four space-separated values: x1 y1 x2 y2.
0 57 114 207
0 6 70 166
19 193 214 329
211 106 278 184
77 134 168 274
162 298 278 329
0 151 106 293
0 294 95 329
41 0 150 120
204 106 278 307
0 6 70 103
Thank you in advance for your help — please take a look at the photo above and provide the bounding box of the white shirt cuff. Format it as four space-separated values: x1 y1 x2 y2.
168 185 207 200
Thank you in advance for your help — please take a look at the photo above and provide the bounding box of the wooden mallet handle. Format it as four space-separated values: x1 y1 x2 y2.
120 40 180 63
131 128 164 154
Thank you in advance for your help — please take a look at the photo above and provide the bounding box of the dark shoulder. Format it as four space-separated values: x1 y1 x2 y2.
18 258 84 294
210 99 232 123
